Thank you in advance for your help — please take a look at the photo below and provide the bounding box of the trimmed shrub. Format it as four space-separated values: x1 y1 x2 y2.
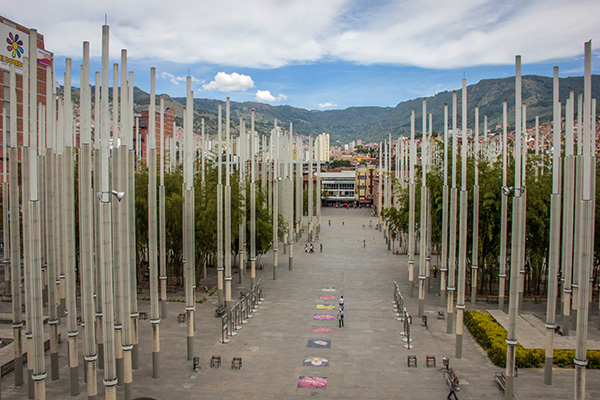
464 311 600 369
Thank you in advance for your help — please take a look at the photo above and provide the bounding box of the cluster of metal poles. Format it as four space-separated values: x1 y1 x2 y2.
378 42 596 400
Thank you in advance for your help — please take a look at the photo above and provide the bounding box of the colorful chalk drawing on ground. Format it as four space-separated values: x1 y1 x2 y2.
297 376 327 389
320 287 337 292
307 339 331 349
319 295 336 301
310 326 333 333
316 304 335 310
303 356 329 367
313 314 334 320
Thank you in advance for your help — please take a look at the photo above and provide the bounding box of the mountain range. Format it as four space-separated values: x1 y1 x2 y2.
68 75 600 144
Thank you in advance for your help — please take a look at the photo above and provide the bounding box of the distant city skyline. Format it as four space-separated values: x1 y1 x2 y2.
4 0 600 110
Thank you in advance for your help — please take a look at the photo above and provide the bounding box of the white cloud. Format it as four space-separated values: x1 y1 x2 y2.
4 0 599 69
319 102 337 108
159 72 201 85
256 90 287 102
202 72 254 92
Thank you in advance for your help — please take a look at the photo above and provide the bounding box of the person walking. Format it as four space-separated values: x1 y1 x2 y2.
339 295 344 310
342 219 345 225
363 240 366 247
320 243 323 253
337 308 344 328
328 220 331 226
447 377 459 400
304 244 308 253
310 243 314 253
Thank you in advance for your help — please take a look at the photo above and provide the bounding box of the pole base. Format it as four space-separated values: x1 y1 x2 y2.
71 366 80 395
51 352 60 380
153 351 160 379
132 344 139 370
116 357 124 386
187 336 194 361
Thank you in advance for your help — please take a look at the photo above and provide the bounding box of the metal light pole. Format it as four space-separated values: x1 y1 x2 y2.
440 104 449 307
288 123 294 270
447 91 458 334
250 110 257 287
272 120 279 280
505 55 524 400
455 79 469 358
561 92 575 335
160 97 167 319
408 112 416 299
79 41 98 399
184 78 196 359
217 104 224 306
418 100 427 317
471 107 480 306
499 101 508 310
99 24 118 400
574 40 593 400
148 68 161 380
544 66 561 385
307 136 313 242
225 98 232 299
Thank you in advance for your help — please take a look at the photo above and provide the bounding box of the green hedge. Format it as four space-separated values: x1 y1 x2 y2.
464 311 600 369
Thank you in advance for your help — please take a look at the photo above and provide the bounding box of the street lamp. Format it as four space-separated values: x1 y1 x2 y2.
96 190 125 202
501 186 525 197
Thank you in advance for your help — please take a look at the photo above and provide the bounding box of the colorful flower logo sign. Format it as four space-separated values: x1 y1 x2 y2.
297 376 327 389
320 287 336 292
310 326 333 333
319 295 336 301
303 357 329 367
6 32 24 58
316 304 335 310
313 314 334 320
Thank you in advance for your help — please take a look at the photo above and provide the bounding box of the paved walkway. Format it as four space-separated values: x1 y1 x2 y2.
2 208 600 399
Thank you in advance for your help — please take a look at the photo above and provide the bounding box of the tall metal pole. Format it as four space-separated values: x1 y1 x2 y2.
447 91 458 334
440 104 449 307
574 40 593 400
544 66 562 385
26 29 46 400
288 123 294 270
296 136 303 239
8 62 23 388
505 55 523 400
148 68 160 380
471 107 480 305
377 142 382 227
408 112 416 299
2 110 9 295
217 105 224 306
184 78 195 358
316 134 322 237
250 110 257 287
238 119 246 283
99 24 118 400
160 97 167 319
456 79 469 358
561 92 575 335
499 101 508 310
418 100 427 316
307 136 313 242
127 71 139 371
272 120 279 280
80 41 98 399
225 98 232 301
64 57 81 396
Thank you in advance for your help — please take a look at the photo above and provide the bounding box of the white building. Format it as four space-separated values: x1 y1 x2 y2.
315 132 330 162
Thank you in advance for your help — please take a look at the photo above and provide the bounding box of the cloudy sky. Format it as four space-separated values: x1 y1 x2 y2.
4 0 600 110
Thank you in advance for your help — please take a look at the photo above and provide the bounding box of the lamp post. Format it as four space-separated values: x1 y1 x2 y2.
447 91 458 334
408 111 416 298
499 101 508 310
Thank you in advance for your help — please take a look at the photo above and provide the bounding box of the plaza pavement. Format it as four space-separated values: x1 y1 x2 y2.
2 207 600 399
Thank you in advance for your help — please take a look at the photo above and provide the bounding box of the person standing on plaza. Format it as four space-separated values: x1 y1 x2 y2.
320 243 323 253
339 295 344 310
305 244 308 253
342 219 345 225
337 307 344 328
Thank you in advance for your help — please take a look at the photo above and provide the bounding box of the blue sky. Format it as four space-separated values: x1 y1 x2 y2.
4 0 600 110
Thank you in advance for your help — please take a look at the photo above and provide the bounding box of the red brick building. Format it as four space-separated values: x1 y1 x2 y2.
135 106 175 164
0 15 52 172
